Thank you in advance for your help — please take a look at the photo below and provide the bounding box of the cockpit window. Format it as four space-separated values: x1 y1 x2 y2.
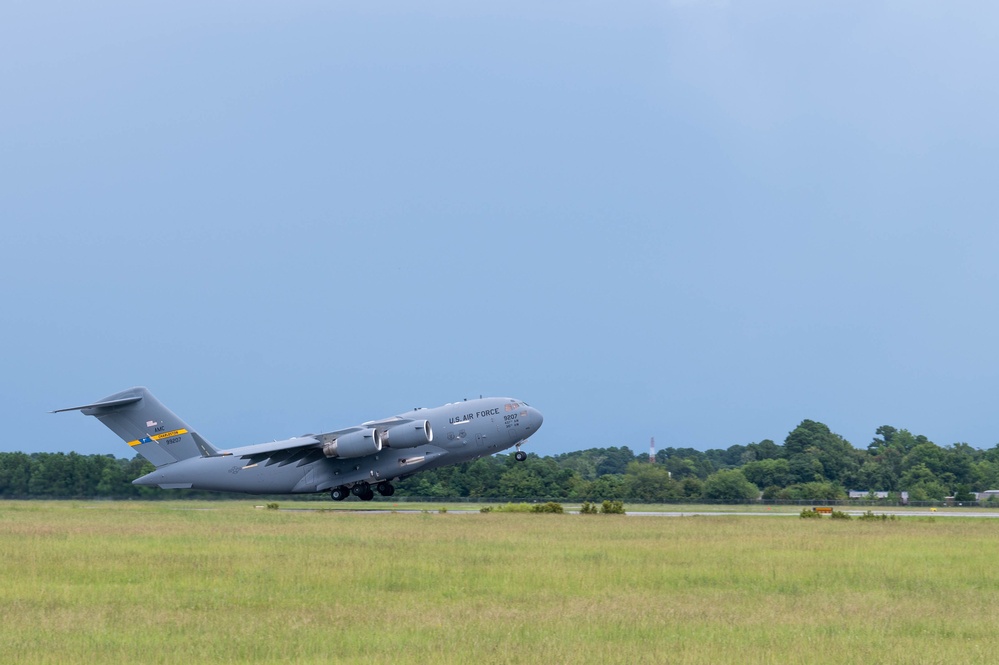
505 401 520 412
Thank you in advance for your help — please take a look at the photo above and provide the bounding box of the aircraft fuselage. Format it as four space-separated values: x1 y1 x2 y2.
56 388 543 499
134 397 541 494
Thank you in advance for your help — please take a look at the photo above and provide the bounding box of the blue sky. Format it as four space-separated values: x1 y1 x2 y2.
3 1 998 458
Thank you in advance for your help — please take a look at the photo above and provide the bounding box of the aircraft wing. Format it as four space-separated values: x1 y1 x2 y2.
219 426 371 467
361 416 417 429
217 417 422 467
220 435 324 459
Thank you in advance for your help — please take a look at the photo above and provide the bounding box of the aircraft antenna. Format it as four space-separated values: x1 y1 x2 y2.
649 436 656 464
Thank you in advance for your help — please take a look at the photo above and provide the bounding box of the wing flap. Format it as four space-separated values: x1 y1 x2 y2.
361 416 414 429
221 436 320 459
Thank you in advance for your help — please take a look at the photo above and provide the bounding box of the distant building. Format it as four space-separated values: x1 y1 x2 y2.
976 490 999 502
848 490 909 505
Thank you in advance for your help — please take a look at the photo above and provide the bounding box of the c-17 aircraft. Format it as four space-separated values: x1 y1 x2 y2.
54 387 543 500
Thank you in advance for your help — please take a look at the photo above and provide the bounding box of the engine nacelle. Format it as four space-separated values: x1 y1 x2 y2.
381 420 433 449
322 429 382 459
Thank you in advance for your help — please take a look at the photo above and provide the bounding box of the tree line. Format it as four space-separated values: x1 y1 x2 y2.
4 420 999 501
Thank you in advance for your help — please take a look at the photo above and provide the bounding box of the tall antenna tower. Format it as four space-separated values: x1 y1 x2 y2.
649 436 656 464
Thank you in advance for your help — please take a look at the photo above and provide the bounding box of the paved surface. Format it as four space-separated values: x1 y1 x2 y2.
626 510 999 518
280 507 999 518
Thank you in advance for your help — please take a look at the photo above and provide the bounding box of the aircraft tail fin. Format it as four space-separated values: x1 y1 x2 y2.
53 387 218 467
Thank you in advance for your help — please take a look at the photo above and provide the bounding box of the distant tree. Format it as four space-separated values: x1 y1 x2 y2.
906 482 949 502
579 474 628 500
953 484 976 502
899 463 948 501
787 454 824 484
125 457 159 497
96 459 129 496
0 452 32 496
701 470 759 502
868 425 898 453
496 465 547 498
624 462 681 502
761 486 782 500
784 420 858 484
705 445 748 470
554 454 598 481
28 454 71 497
856 458 898 492
679 476 704 499
745 439 783 461
658 448 715 480
776 482 845 501
462 456 506 497
902 442 947 477
402 476 452 497
595 446 639 476
493 457 574 499
882 429 929 455
971 460 999 492
741 458 793 489
661 456 698 480
941 443 976 487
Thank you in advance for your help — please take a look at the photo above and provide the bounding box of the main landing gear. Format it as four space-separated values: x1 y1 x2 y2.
351 482 375 501
330 481 396 501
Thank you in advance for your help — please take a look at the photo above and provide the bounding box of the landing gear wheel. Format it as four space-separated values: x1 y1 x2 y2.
351 482 370 497
377 481 395 497
358 487 375 501
330 486 349 501
515 451 527 462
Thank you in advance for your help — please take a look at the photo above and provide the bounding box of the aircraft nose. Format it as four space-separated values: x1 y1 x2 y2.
530 406 543 431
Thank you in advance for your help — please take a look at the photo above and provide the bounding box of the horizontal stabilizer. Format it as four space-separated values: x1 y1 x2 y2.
50 395 142 414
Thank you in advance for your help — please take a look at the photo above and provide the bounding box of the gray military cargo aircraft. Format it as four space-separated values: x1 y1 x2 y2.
54 387 543 500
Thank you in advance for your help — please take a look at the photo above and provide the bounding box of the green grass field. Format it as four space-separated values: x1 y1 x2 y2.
2 501 998 664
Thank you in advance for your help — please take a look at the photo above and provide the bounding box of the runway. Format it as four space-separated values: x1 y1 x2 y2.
625 509 999 518
281 506 999 518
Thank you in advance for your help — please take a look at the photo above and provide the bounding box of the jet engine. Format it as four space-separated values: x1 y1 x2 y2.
322 429 382 459
380 420 433 449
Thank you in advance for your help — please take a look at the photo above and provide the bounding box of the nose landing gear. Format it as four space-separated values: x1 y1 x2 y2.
514 443 527 462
